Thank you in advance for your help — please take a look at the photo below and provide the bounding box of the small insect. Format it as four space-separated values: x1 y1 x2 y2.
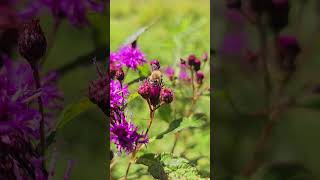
148 70 163 85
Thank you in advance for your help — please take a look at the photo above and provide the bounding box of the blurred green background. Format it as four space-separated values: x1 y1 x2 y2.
37 11 108 179
111 0 210 179
213 0 320 179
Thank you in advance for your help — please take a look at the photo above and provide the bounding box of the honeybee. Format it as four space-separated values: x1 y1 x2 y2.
148 70 163 85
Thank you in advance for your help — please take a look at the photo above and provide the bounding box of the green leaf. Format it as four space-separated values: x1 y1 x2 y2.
56 98 95 129
136 152 207 180
153 114 206 141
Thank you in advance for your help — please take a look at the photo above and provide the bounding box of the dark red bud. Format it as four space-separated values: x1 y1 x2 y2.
160 87 174 104
18 19 47 65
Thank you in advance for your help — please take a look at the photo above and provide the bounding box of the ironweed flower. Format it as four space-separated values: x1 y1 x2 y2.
110 111 148 154
117 44 147 70
0 133 47 179
149 83 162 107
0 56 63 137
110 79 129 108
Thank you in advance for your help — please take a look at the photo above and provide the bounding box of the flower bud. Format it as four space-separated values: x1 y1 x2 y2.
115 68 124 81
138 80 151 99
188 54 196 66
88 72 109 114
193 59 201 71
18 19 47 65
160 87 174 104
150 59 160 71
196 71 204 84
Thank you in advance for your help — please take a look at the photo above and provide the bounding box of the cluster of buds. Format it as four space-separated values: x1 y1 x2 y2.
138 60 174 109
185 53 207 85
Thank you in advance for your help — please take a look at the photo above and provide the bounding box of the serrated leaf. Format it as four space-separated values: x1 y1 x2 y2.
136 152 207 180
56 98 95 129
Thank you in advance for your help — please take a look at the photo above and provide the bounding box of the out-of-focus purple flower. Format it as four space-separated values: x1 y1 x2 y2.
0 133 47 179
40 0 105 26
0 56 63 137
220 31 247 55
117 45 147 70
164 66 175 81
178 62 190 82
110 111 148 154
110 79 129 108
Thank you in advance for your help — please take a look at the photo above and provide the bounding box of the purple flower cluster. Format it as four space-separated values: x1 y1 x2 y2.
110 79 129 108
0 56 63 138
0 0 105 27
110 110 148 154
110 44 147 70
108 45 148 154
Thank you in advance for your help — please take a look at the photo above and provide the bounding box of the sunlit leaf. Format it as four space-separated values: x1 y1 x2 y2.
136 152 207 180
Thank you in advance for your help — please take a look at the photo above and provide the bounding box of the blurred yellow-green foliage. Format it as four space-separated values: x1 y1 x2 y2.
111 0 210 179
